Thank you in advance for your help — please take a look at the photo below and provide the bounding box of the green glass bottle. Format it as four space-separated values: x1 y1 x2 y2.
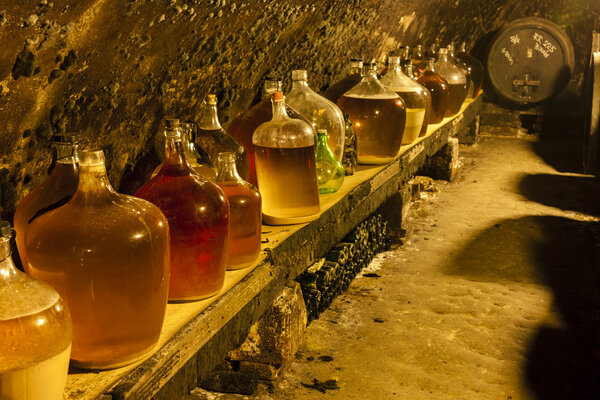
316 129 345 194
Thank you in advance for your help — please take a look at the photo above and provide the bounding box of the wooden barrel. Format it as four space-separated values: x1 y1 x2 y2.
486 17 574 105
583 17 600 176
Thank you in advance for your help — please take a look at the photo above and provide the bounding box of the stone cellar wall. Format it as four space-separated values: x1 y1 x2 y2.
0 0 598 218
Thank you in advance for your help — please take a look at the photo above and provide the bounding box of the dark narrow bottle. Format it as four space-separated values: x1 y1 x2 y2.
196 94 250 180
425 43 438 60
136 119 229 300
227 77 312 187
324 58 363 104
457 42 484 98
417 58 451 124
434 48 467 117
215 152 261 270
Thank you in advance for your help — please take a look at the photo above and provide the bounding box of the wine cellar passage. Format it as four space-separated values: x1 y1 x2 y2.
2 1 600 400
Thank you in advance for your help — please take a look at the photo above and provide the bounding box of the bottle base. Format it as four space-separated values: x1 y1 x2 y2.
169 287 223 302
263 212 319 226
70 343 157 370
357 155 396 165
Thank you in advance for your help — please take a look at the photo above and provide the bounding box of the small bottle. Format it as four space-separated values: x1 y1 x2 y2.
338 62 406 164
227 77 313 187
287 70 346 161
13 133 79 271
216 152 261 270
27 149 170 369
315 130 345 194
323 58 363 104
457 42 484 98
196 94 250 180
398 46 418 78
434 48 467 117
417 58 451 124
152 122 217 181
380 57 427 145
136 119 229 300
253 91 320 225
0 221 72 400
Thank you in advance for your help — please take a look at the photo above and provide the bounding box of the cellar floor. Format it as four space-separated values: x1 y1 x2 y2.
192 133 600 399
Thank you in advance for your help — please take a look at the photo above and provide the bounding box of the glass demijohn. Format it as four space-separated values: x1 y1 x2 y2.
457 42 484 99
316 130 345 194
448 43 474 100
418 58 451 124
216 152 262 270
13 133 79 272
287 70 345 161
337 62 407 164
323 58 363 104
252 91 320 225
0 221 72 400
227 77 313 187
380 56 427 145
196 94 250 180
136 119 229 300
434 48 467 117
26 150 170 369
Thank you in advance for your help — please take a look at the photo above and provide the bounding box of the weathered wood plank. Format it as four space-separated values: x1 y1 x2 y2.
63 96 482 400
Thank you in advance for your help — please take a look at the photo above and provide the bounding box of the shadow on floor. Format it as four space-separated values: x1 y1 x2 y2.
443 215 600 399
519 173 600 217
528 116 585 174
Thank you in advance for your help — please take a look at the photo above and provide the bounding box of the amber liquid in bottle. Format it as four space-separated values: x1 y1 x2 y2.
419 89 432 137
136 124 229 300
417 70 450 124
337 95 406 163
255 145 320 219
27 152 170 369
323 73 363 104
394 91 426 145
446 83 468 117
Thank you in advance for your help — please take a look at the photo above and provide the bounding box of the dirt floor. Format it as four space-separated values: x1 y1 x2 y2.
192 133 600 399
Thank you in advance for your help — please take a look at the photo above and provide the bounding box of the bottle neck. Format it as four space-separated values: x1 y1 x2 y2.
271 99 290 120
292 78 310 90
426 59 436 71
216 158 242 183
0 237 18 279
164 135 189 168
55 143 78 162
74 161 115 202
200 104 222 130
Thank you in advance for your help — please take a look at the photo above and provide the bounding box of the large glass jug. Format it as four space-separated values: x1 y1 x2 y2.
337 62 406 164
152 122 217 181
227 77 313 187
434 48 467 117
253 91 320 225
136 119 229 300
0 221 71 399
448 43 474 100
380 56 427 145
26 150 170 369
216 152 261 270
323 58 363 104
14 133 79 271
457 42 484 99
196 94 250 180
417 58 450 124
286 70 345 161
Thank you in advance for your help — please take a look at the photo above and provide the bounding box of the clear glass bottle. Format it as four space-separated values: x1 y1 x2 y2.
13 133 79 272
227 77 313 187
417 58 451 124
152 122 217 181
136 119 229 300
196 94 250 180
215 152 261 270
26 150 170 369
253 91 320 225
434 48 467 117
0 221 71 399
315 130 345 194
407 64 432 137
380 56 427 145
337 62 406 164
399 46 418 78
457 42 484 98
287 70 345 162
323 58 363 104
448 43 474 100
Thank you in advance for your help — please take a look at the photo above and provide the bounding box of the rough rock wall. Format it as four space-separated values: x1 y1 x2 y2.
0 0 597 218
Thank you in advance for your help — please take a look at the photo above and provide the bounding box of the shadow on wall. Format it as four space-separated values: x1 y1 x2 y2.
443 215 600 399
